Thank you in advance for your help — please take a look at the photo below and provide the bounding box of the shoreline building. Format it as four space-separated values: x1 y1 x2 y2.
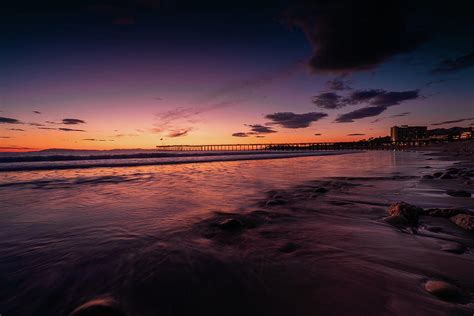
390 125 428 142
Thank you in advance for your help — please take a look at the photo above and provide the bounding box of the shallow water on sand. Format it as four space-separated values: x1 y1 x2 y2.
0 151 471 316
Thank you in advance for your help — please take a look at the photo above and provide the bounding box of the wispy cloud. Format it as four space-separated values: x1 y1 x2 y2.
82 139 115 142
0 117 21 124
432 50 474 73
431 117 474 126
247 124 277 134
167 128 193 137
62 118 86 125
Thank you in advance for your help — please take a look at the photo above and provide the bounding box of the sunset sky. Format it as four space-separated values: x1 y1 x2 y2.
1 0 474 151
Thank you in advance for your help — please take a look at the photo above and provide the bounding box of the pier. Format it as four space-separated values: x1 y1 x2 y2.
156 141 432 151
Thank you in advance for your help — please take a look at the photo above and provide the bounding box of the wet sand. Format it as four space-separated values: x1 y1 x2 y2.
2 144 473 316
83 142 474 316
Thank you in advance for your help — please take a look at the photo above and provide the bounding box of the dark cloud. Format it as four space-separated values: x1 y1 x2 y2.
62 118 86 125
255 136 265 138
312 92 344 109
335 106 387 123
58 128 86 132
432 50 474 73
325 79 351 91
246 124 277 134
232 132 249 137
29 123 45 127
0 116 21 124
314 133 322 136
0 136 11 139
370 90 420 106
431 117 474 126
82 139 114 142
285 0 427 73
347 89 385 104
313 89 419 110
265 112 328 128
167 128 192 137
7 128 25 131
33 111 41 114
347 133 366 136
38 127 57 130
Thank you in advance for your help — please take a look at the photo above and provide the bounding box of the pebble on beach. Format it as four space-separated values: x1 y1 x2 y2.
446 190 472 198
265 199 288 207
440 241 465 254
218 218 243 231
69 297 125 316
388 202 422 224
424 280 463 302
450 214 474 231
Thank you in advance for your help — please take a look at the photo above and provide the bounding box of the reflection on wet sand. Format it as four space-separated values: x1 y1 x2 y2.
0 150 473 315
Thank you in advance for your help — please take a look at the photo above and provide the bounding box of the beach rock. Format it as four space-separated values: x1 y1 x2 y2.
440 242 465 254
439 173 455 179
217 218 243 231
424 280 463 302
425 226 443 233
432 172 443 178
69 297 125 316
427 208 464 218
422 175 434 179
446 190 471 198
265 199 288 207
388 202 422 223
450 214 474 231
447 168 460 174
382 215 409 226
312 187 329 194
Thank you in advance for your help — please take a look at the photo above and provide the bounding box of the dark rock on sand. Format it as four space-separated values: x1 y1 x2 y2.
388 202 422 223
425 226 443 233
439 173 455 179
382 215 409 226
450 214 474 231
447 168 460 174
69 297 125 316
432 172 443 178
218 218 243 231
424 280 464 302
427 208 465 218
422 175 434 179
446 190 471 198
312 187 329 194
440 241 465 254
278 242 300 253
265 199 288 207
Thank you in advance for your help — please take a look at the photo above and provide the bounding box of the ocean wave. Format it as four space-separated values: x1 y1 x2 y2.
0 151 357 172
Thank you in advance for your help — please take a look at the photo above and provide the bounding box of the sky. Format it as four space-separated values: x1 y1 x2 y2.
1 0 474 151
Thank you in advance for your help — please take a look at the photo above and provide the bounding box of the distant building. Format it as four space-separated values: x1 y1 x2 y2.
390 125 428 142
460 131 472 139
